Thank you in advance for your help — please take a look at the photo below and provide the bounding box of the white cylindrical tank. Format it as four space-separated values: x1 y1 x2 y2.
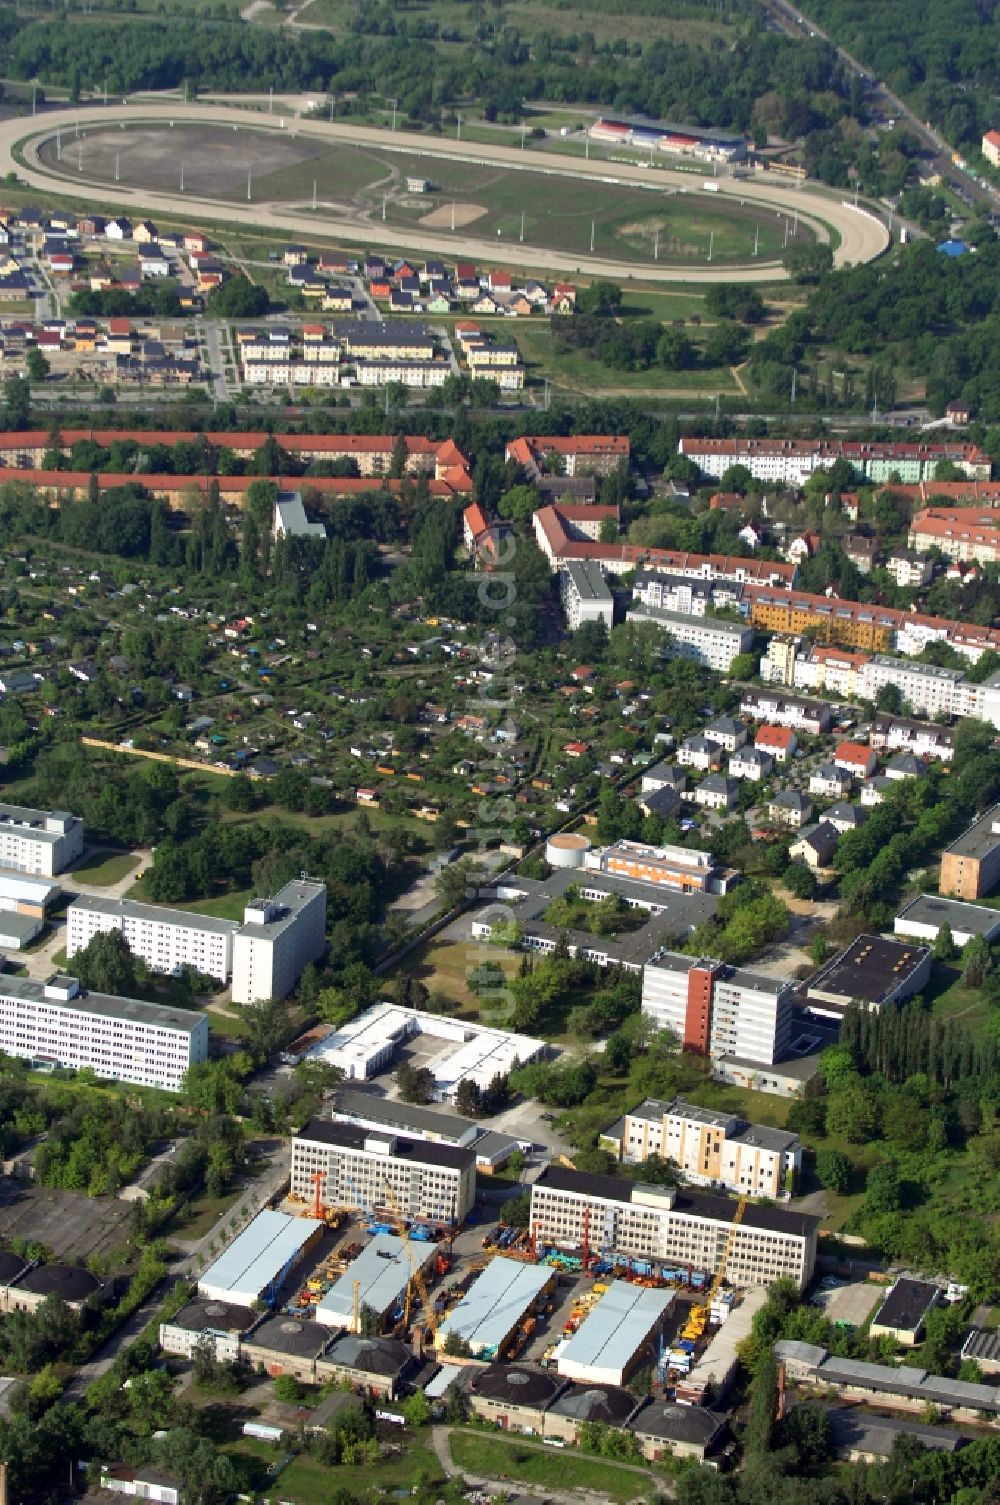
545 832 592 869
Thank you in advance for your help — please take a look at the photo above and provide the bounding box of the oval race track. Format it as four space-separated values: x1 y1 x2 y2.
0 100 891 284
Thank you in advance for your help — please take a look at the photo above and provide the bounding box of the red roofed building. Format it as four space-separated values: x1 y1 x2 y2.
0 431 472 492
834 740 877 780
754 725 796 763
462 502 509 565
506 433 629 478
984 129 1000 166
909 506 1000 563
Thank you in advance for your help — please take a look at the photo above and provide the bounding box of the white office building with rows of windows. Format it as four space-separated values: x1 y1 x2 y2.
0 972 208 1090
0 804 84 877
66 878 326 1004
290 1118 477 1226
530 1165 818 1290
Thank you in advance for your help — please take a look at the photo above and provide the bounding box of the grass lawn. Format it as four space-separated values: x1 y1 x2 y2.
164 1186 245 1245
400 937 522 1016
925 961 994 1038
448 1431 651 1502
220 1437 444 1503
68 851 141 886
123 876 253 922
515 324 739 397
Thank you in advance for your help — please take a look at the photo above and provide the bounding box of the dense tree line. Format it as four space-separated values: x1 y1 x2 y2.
803 0 1000 153
0 7 852 142
750 240 1000 419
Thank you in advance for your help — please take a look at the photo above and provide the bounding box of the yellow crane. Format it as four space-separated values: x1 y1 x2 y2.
381 1178 438 1341
683 1195 748 1338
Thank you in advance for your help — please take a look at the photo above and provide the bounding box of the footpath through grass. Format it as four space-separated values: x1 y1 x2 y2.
448 1429 653 1502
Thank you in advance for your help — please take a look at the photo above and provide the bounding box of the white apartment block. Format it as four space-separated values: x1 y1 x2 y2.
615 1097 801 1200
856 655 965 719
355 361 447 388
290 1118 476 1225
67 878 326 1005
67 898 237 984
642 950 794 1065
678 437 991 485
529 1167 818 1290
626 603 752 673
632 572 740 618
0 804 84 877
560 560 614 630
230 879 327 1005
0 973 207 1090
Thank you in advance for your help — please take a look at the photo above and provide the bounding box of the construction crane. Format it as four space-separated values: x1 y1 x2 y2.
704 1194 748 1308
682 1195 748 1342
310 1170 325 1221
381 1178 438 1341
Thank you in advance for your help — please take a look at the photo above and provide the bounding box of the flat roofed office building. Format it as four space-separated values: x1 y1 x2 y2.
940 804 1000 900
894 894 1000 949
67 896 238 983
0 804 84 876
642 951 795 1065
290 1118 476 1226
0 972 207 1090
529 1166 818 1291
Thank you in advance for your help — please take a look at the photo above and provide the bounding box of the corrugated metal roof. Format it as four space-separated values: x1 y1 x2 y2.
436 1257 552 1355
317 1235 436 1325
558 1281 672 1375
198 1211 322 1305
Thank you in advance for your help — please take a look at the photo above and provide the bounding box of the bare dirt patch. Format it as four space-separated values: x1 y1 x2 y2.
420 200 487 228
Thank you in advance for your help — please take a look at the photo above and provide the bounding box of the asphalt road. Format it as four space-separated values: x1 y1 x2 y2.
0 99 890 283
762 0 1000 212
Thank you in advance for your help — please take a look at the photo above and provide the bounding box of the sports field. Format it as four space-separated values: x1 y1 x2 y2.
39 122 806 265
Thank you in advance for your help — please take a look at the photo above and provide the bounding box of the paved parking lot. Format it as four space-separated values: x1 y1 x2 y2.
814 1279 882 1328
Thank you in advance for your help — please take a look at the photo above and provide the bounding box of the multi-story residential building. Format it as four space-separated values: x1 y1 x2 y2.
0 972 207 1090
529 1167 818 1290
739 689 831 734
809 763 855 798
755 725 796 763
887 548 935 589
593 840 733 895
0 804 84 877
641 950 795 1065
612 1096 801 1199
626 603 752 672
940 804 1000 900
68 878 325 1004
768 790 814 829
67 897 237 983
532 505 795 583
355 360 447 388
908 508 1000 564
762 638 870 700
230 879 327 1005
983 129 1000 166
631 572 742 618
678 436 991 485
745 584 1000 664
870 716 955 761
856 656 964 719
289 1119 476 1225
693 774 739 811
331 320 436 362
560 560 614 630
505 434 630 478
